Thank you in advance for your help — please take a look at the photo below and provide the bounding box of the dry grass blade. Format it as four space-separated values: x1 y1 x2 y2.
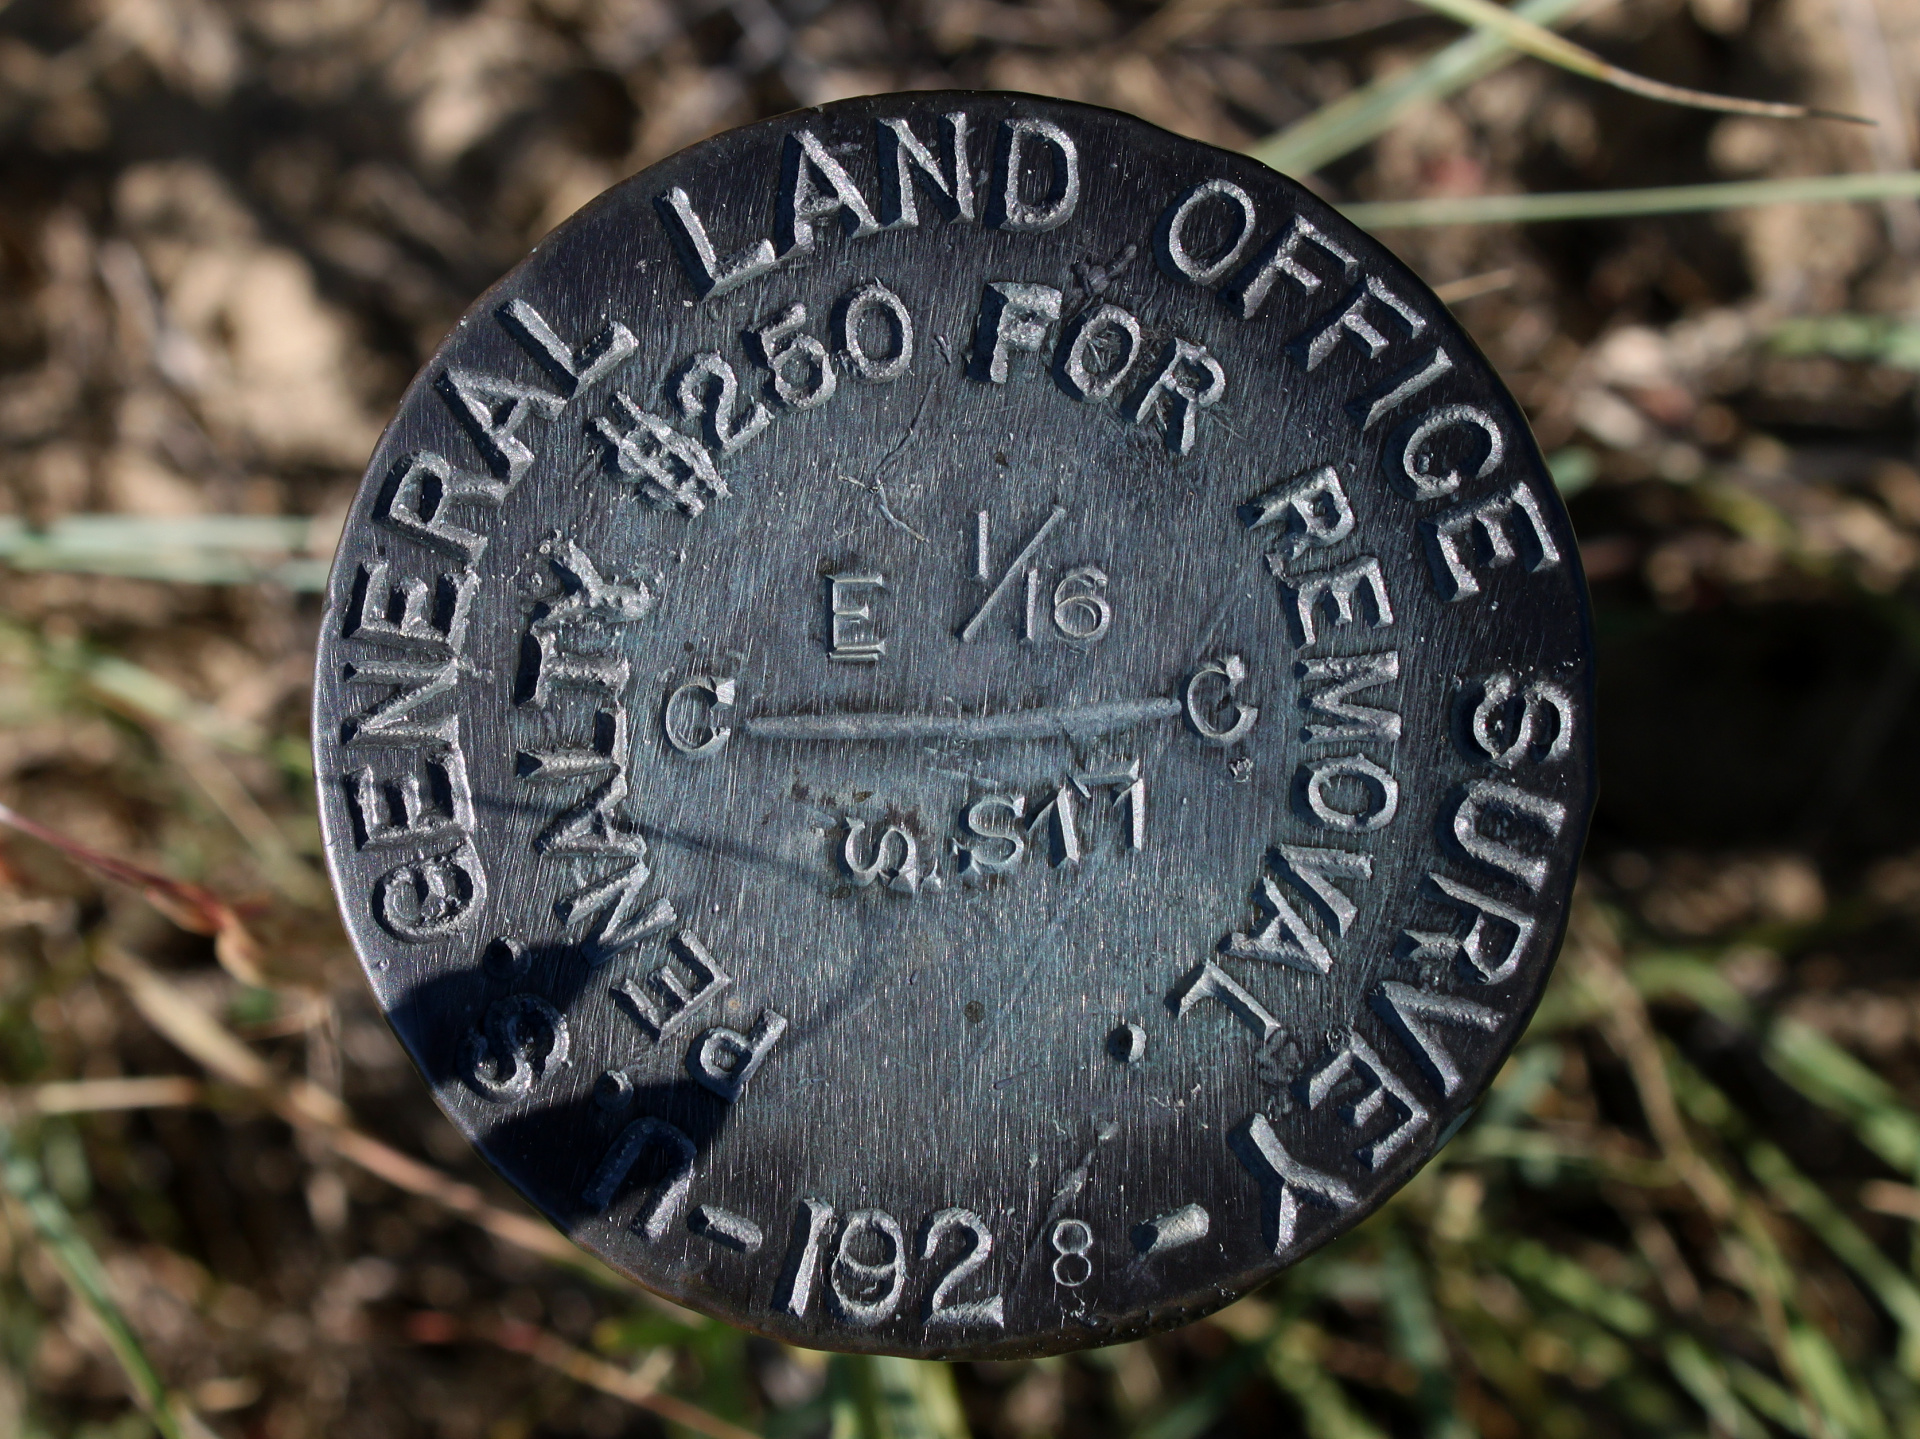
406 1312 761 1439
0 800 269 985
0 1126 217 1439
1569 913 1830 1432
1405 0 1869 120
1250 0 1592 175
1128 0 1419 48
92 946 593 1266
1431 267 1519 302
1341 170 1920 225
2 1076 204 1116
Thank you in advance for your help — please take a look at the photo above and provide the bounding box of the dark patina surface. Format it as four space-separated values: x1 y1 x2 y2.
313 92 1594 1358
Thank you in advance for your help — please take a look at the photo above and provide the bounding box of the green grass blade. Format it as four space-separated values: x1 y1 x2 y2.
1771 314 1920 370
1766 1019 1920 1175
1341 171 1920 227
1501 1239 1658 1337
1380 1235 1476 1439
1665 1336 1776 1439
827 1357 969 1439
870 1360 969 1439
1789 1322 1893 1439
1268 1322 1390 1439
0 514 331 590
1745 1140 1920 1377
1250 0 1590 175
0 1125 205 1439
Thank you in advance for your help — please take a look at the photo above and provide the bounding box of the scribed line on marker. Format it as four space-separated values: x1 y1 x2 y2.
745 697 1181 742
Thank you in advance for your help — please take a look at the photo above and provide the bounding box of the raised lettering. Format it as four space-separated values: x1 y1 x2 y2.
1465 671 1574 768
655 186 778 298
675 352 771 454
1051 565 1111 642
1224 871 1332 974
347 742 473 849
375 452 507 564
1298 652 1401 741
1228 1113 1356 1254
1226 845 1372 971
988 118 1079 232
341 657 459 747
877 112 975 227
827 573 887 662
1071 760 1145 850
1299 1030 1427 1169
462 994 570 1101
1134 1202 1210 1255
1049 1218 1093 1287
1185 654 1259 746
1403 872 1538 985
583 1117 695 1239
1423 480 1562 601
972 282 1062 384
959 793 1027 882
372 840 485 942
434 369 564 482
1157 180 1258 286
777 1198 837 1317
1027 786 1082 867
1371 980 1502 1095
614 928 728 1040
593 393 728 515
960 504 1064 641
687 1009 789 1102
497 297 637 397
1299 754 1399 832
834 281 914 382
557 856 673 960
1221 214 1357 321
1393 404 1505 500
1273 556 1394 647
843 819 927 893
1290 277 1425 372
779 129 880 256
1291 847 1373 935
1169 958 1282 1042
748 304 837 410
690 1205 764 1252
923 1208 1005 1329
1354 347 1455 431
1243 466 1355 558
346 562 477 654
663 675 735 758
1449 779 1568 890
830 1209 908 1325
1057 302 1143 401
1129 338 1225 455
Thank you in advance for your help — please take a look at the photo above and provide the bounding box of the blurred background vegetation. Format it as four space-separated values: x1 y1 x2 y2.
4 0 1920 1434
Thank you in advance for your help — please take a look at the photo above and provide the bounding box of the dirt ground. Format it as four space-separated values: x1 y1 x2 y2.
6 0 1920 1435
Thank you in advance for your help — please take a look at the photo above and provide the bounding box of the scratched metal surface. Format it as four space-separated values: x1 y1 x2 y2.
312 92 1595 1359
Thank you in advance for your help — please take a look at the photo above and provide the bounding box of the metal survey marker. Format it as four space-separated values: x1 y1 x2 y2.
313 92 1595 1358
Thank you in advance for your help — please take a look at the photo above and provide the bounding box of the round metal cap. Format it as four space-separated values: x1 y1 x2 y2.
313 92 1595 1359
